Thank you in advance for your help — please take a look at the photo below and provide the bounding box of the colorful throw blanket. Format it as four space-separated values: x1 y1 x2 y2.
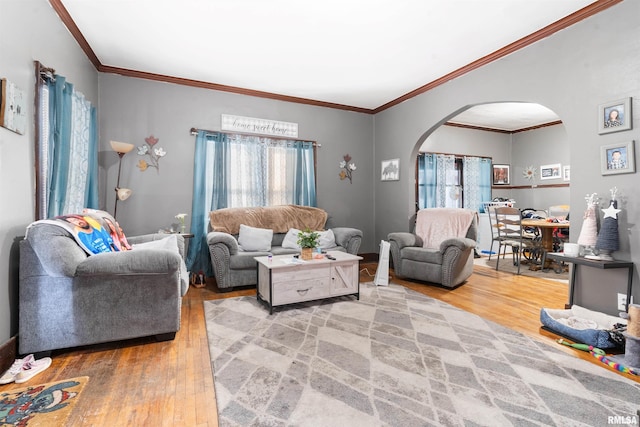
415 208 476 249
29 210 131 255
209 205 328 235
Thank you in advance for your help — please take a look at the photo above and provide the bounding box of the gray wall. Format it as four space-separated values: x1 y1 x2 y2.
98 74 375 250
0 0 98 343
374 0 639 313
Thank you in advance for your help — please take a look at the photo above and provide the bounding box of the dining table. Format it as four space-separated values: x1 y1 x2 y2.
521 218 570 269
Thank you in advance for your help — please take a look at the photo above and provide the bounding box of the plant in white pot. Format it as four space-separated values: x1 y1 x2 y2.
297 228 320 260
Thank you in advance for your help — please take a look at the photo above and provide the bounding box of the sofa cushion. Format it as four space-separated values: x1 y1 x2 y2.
238 224 273 251
230 251 271 269
401 246 443 264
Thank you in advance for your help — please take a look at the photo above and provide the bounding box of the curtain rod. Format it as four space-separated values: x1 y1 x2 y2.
189 127 321 147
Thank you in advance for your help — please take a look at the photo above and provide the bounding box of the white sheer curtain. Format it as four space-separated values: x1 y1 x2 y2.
62 91 93 213
37 84 50 220
435 154 457 208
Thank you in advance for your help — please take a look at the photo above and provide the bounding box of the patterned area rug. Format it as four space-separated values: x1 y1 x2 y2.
204 284 639 426
0 376 88 426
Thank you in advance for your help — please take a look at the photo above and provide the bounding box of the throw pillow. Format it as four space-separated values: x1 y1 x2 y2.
317 229 336 249
281 228 301 249
281 228 336 250
132 235 189 290
238 224 273 252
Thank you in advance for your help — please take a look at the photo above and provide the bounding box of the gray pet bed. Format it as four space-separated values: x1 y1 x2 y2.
540 305 626 349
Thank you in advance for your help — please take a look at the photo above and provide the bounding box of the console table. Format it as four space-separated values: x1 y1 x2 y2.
546 253 634 311
255 251 362 314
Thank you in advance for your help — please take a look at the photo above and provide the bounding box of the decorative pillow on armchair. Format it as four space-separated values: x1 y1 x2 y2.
238 224 273 251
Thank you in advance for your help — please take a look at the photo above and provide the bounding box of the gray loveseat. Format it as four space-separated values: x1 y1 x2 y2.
19 215 189 355
207 205 362 290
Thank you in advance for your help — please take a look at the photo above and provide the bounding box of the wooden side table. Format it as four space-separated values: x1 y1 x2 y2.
546 253 634 312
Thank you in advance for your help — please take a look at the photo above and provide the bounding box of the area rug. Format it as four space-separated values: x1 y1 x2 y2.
475 256 569 282
0 376 88 426
204 284 639 426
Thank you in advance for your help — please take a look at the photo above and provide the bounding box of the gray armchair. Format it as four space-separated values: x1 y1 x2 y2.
19 221 189 355
388 208 478 288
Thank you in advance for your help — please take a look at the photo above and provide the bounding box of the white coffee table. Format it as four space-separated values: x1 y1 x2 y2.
255 251 362 314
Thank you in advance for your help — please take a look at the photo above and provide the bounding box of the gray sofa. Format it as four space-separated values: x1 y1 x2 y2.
207 205 362 290
388 208 478 288
19 220 189 355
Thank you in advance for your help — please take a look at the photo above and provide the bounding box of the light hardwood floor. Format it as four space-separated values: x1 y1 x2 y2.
3 262 637 426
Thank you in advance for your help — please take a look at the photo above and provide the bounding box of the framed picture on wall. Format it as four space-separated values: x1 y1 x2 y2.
381 158 399 181
598 97 632 134
540 163 561 180
563 165 570 181
600 141 635 175
492 164 510 185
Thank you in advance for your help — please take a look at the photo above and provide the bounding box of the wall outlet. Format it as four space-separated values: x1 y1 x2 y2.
617 293 627 311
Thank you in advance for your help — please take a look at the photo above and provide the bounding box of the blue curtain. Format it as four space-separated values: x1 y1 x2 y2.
292 141 317 206
186 131 229 276
47 76 73 217
417 153 437 209
41 75 98 218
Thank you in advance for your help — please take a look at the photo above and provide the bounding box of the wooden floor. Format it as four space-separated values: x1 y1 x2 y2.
3 262 638 426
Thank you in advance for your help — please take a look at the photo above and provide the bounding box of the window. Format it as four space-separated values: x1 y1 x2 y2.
417 152 491 211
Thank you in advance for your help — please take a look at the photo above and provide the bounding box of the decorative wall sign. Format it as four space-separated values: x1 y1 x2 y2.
0 78 27 135
221 114 298 138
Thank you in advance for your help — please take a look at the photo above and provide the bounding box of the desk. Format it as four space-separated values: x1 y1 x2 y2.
546 253 633 312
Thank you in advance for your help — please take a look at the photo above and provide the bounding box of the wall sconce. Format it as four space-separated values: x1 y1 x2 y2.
110 140 135 219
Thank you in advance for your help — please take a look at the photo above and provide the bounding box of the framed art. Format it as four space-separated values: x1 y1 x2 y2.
598 97 632 134
563 165 571 181
492 164 510 185
381 158 399 181
0 78 27 135
601 140 635 175
540 163 561 180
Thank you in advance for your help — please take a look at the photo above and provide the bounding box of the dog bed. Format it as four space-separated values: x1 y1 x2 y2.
540 305 627 349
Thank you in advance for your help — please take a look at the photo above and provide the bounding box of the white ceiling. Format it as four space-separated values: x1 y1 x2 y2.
59 0 593 126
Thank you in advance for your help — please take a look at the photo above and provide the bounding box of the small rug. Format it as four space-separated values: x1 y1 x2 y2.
205 284 639 426
0 376 88 426
475 256 569 282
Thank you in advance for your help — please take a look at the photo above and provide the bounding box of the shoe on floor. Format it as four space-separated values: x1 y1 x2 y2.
14 356 52 384
0 354 35 384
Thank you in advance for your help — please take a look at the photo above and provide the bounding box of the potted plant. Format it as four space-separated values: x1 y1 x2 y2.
297 228 320 260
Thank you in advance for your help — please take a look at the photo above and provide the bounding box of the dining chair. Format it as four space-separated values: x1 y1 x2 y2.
494 207 541 274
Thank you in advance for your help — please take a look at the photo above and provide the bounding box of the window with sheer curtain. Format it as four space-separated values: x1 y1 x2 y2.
417 152 491 211
187 130 318 275
35 62 98 219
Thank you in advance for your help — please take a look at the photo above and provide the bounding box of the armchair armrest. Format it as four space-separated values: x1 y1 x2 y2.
387 232 423 250
439 237 476 252
331 227 362 254
76 249 183 276
206 231 239 289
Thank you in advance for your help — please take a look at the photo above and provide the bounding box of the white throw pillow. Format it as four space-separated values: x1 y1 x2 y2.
238 224 273 252
317 229 336 249
282 228 336 250
131 235 189 291
282 228 301 249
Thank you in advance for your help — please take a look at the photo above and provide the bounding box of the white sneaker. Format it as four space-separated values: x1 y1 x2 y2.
14 356 52 384
0 354 34 384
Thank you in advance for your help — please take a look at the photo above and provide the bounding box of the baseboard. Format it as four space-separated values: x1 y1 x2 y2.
0 336 18 375
359 252 378 263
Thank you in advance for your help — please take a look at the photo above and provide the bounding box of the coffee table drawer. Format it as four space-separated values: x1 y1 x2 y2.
272 277 330 305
